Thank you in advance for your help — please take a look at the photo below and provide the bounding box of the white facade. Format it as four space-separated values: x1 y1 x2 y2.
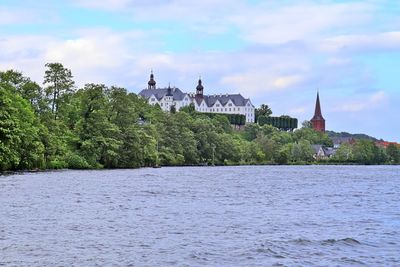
147 90 192 112
192 95 255 123
138 74 255 123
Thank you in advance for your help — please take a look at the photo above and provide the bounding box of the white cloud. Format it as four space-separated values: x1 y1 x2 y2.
229 2 372 44
289 106 307 115
0 7 39 25
319 31 400 53
333 91 387 112
221 71 306 95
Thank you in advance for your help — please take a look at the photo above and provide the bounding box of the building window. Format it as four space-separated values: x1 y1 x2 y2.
151 98 156 101
216 104 220 107
161 103 163 106
229 108 231 111
225 108 227 111
228 103 232 107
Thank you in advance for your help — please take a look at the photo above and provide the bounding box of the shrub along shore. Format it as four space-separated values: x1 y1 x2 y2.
1 64 399 172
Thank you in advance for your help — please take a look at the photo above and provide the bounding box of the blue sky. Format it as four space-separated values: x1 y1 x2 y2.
1 0 399 141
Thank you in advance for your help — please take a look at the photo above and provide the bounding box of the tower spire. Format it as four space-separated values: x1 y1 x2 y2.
310 91 325 132
196 76 204 97
148 70 156 89
314 91 322 118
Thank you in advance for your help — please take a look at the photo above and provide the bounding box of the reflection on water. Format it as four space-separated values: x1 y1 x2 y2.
1 166 399 266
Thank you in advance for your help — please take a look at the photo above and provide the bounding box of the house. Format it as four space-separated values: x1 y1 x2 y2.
138 72 255 123
312 144 337 160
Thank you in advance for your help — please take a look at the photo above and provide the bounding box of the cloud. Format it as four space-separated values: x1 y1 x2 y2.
319 31 400 53
289 106 307 115
0 7 39 25
221 72 306 95
333 91 387 112
229 2 372 44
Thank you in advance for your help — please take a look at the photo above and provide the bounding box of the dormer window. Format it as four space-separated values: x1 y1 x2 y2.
151 98 156 101
228 103 232 107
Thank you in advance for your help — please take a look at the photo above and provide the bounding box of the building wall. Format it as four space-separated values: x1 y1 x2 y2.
193 100 255 123
311 119 325 132
144 92 255 123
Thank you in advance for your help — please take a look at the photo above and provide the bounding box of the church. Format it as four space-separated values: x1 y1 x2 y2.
138 72 255 123
310 92 325 132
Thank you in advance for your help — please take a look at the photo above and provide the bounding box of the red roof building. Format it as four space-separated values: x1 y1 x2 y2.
311 92 325 132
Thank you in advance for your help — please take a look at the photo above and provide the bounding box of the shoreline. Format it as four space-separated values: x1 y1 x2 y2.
2 162 399 176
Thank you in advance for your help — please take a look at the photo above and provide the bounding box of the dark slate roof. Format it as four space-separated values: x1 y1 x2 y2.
138 88 187 101
323 147 337 157
202 94 250 107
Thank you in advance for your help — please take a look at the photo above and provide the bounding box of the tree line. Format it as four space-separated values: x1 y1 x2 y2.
1 63 399 171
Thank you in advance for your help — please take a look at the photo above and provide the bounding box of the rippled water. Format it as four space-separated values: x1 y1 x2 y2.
1 166 399 266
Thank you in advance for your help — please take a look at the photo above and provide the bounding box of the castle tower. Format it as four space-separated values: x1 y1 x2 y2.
196 77 204 97
148 70 156 89
310 91 325 132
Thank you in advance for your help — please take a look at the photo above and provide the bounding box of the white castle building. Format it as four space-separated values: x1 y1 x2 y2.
138 72 255 123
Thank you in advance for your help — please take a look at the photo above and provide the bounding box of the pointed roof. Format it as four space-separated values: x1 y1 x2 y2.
196 78 204 91
311 91 324 121
148 70 156 88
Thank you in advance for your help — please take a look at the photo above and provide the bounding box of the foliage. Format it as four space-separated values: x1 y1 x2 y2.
255 104 272 122
258 116 298 131
0 65 398 172
197 112 246 126
43 63 75 119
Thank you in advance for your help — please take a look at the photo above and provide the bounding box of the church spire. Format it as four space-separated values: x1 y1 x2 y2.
314 91 323 119
148 70 156 89
310 91 325 132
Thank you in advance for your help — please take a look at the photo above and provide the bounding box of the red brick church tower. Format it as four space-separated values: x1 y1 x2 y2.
310 92 325 132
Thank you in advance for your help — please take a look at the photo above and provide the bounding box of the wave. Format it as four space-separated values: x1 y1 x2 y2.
321 238 361 246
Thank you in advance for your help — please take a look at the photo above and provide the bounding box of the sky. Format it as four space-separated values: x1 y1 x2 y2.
1 0 399 141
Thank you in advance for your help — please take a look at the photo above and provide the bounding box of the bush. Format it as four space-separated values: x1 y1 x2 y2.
65 153 90 169
47 159 68 169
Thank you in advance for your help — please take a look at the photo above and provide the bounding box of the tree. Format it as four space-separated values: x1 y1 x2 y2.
352 140 376 164
0 84 44 170
75 84 121 168
387 144 400 164
333 143 353 162
256 104 272 117
170 105 176 114
0 70 44 111
302 120 312 128
43 63 75 119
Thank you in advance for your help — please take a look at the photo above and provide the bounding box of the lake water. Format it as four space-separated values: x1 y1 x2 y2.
1 166 399 266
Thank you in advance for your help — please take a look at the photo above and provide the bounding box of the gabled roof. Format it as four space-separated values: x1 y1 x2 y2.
323 147 337 157
203 94 250 107
139 88 187 101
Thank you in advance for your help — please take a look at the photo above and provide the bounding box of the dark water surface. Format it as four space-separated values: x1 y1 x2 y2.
1 166 399 266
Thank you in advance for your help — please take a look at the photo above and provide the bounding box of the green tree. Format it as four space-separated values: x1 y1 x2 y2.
333 143 354 162
0 84 44 170
302 120 312 128
387 144 400 164
75 84 121 168
255 104 272 122
43 63 75 119
352 140 376 164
